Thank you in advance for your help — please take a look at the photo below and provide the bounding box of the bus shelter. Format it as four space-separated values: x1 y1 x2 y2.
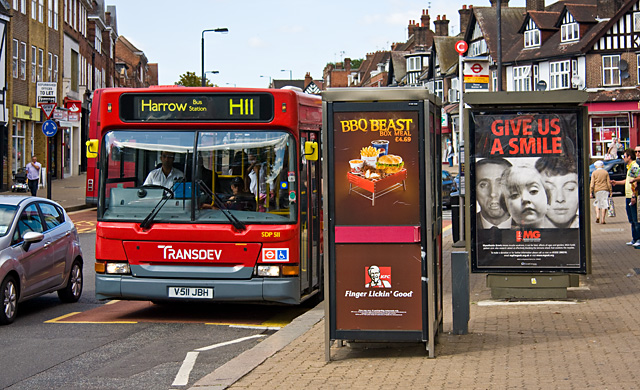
464 91 590 298
322 88 443 359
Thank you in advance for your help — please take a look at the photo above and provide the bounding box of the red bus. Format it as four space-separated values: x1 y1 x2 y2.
86 86 323 304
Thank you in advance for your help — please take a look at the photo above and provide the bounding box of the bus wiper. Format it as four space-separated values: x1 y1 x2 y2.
140 189 172 229
197 180 246 231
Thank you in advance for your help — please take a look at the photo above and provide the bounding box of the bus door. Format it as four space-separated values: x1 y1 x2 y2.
300 132 321 294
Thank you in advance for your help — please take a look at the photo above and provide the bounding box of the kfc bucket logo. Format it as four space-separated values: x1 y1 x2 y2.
365 265 391 288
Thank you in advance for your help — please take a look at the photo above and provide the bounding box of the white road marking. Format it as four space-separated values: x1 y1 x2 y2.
172 334 266 387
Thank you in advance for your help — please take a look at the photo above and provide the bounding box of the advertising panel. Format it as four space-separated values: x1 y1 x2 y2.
469 109 586 273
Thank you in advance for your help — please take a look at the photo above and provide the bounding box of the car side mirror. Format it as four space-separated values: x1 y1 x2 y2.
22 231 44 252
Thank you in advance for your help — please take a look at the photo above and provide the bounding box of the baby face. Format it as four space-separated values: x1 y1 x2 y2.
502 167 548 227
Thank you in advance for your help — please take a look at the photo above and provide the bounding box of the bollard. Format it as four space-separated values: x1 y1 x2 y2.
451 251 469 335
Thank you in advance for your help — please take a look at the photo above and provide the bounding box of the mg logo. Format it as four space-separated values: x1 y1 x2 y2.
524 231 541 239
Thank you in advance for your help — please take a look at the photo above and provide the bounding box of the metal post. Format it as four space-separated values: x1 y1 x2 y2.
46 137 52 199
458 53 465 244
451 251 469 334
201 28 228 87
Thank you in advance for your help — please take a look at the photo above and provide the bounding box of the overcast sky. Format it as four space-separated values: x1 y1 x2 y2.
106 0 558 88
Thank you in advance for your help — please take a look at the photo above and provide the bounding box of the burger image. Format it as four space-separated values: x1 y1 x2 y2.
376 154 404 174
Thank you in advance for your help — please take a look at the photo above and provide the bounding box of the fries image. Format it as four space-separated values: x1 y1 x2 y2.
360 146 380 157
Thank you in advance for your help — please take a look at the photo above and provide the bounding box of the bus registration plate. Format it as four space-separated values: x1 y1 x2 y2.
168 287 213 299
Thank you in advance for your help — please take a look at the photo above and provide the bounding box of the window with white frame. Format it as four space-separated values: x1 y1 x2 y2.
31 0 36 19
513 66 531 91
407 56 421 72
12 40 18 78
635 12 640 32
19 42 26 80
550 60 570 89
38 0 43 22
53 54 58 81
492 70 497 91
602 55 620 86
53 0 58 29
590 116 630 157
13 0 18 10
561 22 579 42
47 52 52 81
12 120 26 173
38 49 43 81
47 0 52 27
470 39 487 57
30 46 36 83
532 64 539 86
637 54 640 83
95 26 102 53
434 80 443 99
450 78 459 102
524 29 540 48
63 0 67 23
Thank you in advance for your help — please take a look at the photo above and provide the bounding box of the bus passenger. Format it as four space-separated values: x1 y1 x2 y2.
144 151 184 188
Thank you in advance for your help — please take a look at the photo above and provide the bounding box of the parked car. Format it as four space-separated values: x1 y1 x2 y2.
442 170 457 208
588 158 626 196
0 195 83 324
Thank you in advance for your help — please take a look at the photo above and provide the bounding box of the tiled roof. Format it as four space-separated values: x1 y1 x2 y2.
467 7 526 60
433 36 460 77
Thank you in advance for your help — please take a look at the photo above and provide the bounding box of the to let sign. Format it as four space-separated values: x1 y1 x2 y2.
37 82 57 103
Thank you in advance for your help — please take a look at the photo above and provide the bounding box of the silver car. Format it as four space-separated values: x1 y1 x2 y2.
0 195 83 324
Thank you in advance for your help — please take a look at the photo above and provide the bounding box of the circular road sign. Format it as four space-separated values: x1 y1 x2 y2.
470 63 484 73
455 40 468 55
42 119 58 137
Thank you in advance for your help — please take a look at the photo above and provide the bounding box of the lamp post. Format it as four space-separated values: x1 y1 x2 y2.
204 70 219 86
280 69 292 80
201 28 228 87
260 75 272 88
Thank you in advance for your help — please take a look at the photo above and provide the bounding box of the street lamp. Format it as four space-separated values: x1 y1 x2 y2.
260 75 272 88
203 70 219 86
280 69 292 80
201 28 228 87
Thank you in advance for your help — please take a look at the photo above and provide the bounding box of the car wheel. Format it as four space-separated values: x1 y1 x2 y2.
57 260 83 303
1 276 18 325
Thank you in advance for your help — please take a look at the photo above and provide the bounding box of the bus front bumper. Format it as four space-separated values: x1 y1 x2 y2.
95 274 301 305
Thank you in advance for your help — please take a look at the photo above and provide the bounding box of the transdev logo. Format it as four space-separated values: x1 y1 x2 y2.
262 248 289 262
516 230 541 242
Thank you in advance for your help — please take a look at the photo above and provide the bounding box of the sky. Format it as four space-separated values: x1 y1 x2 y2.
105 0 559 88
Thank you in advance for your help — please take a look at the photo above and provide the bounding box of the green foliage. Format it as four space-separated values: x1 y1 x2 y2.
175 71 213 87
350 58 363 69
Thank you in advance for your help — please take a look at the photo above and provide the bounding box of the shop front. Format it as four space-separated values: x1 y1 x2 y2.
584 101 640 161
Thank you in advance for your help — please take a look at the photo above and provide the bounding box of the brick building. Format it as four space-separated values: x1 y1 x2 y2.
115 35 158 88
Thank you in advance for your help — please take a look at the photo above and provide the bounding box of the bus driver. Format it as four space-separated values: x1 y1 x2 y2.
144 151 184 188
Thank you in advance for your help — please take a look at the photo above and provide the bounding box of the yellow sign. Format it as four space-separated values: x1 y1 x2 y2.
13 104 41 121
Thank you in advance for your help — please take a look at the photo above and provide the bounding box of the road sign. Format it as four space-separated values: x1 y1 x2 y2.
455 40 468 55
36 82 57 104
39 102 56 119
464 59 490 91
42 119 58 137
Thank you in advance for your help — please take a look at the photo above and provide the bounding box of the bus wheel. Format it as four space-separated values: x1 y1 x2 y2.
1 276 18 325
58 260 83 303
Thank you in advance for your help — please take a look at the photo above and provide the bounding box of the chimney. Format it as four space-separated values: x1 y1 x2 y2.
526 0 544 11
490 0 510 7
434 15 450 37
304 72 312 88
421 9 430 28
345 58 352 73
597 0 624 19
408 20 415 38
459 5 472 35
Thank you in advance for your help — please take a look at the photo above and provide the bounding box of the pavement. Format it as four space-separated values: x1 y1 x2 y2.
6 169 640 389
1 172 91 212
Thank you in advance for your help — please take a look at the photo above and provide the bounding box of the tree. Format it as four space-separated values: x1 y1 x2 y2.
175 71 214 87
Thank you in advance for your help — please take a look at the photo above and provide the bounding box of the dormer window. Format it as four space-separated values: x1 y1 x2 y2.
561 13 579 42
407 57 422 72
524 19 540 48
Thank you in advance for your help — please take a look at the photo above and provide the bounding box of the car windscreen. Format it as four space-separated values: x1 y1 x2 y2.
99 130 297 225
0 204 18 237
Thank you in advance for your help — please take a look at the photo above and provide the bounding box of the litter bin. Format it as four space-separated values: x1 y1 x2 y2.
451 191 461 243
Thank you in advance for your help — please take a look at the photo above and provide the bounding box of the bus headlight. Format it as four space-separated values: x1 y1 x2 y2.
257 265 280 277
105 262 131 275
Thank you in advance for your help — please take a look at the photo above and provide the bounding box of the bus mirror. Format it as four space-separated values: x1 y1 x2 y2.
304 141 318 161
86 139 99 158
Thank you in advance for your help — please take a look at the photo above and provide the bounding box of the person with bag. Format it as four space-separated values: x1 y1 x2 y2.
607 137 623 160
590 160 612 224
611 149 640 247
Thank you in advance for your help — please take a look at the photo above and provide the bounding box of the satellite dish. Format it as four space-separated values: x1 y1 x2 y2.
621 70 630 79
571 75 582 87
536 80 547 91
619 60 628 71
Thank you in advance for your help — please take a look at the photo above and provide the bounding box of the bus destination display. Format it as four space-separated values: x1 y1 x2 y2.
120 93 274 121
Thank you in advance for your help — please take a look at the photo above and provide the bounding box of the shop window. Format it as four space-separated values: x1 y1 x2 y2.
590 116 630 158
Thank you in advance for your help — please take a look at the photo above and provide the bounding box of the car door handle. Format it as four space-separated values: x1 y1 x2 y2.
65 231 71 236
44 241 51 248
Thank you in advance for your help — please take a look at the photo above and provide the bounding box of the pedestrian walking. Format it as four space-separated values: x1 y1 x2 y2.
25 155 41 197
611 149 640 247
590 160 612 224
606 137 623 160
446 140 455 167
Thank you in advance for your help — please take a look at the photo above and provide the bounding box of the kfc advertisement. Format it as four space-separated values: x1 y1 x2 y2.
333 110 421 226
470 110 586 273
